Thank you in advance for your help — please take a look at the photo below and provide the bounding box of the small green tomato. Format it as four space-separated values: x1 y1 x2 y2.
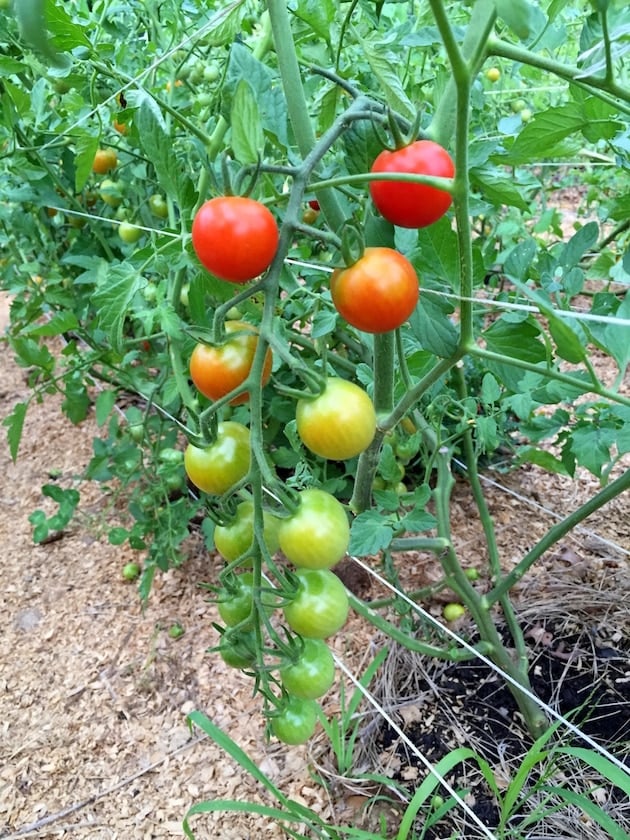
122 562 141 581
443 602 466 622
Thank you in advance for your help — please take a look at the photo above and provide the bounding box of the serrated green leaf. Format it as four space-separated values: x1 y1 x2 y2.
349 510 394 555
230 80 264 165
506 103 585 163
360 39 416 122
198 1 246 48
495 0 535 39
135 96 180 200
62 373 90 424
74 131 99 193
95 390 117 427
45 0 91 51
11 337 55 371
16 0 71 69
341 119 384 176
0 56 26 75
570 424 614 477
470 168 530 211
3 402 27 462
311 309 337 338
481 372 502 405
22 310 79 337
547 314 586 363
293 0 336 41
516 447 571 475
409 293 458 358
399 508 437 532
412 219 461 289
223 43 288 148
92 265 143 354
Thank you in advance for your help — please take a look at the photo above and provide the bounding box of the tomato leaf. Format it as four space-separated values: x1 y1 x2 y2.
292 0 335 42
92 264 143 354
470 168 530 212
349 510 394 555
15 0 71 69
359 39 415 122
20 310 79 337
2 401 27 462
408 289 458 358
135 96 182 202
95 390 117 427
230 80 264 165
494 0 535 40
74 130 99 193
198 1 246 48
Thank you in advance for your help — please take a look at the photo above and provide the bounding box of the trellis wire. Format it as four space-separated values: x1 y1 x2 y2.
348 555 630 778
332 652 500 840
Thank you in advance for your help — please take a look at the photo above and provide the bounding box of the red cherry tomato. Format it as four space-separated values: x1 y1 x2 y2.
189 321 272 405
191 196 279 283
330 247 419 334
369 140 454 229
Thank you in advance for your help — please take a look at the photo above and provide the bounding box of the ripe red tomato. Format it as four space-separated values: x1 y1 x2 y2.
191 196 279 283
184 422 250 495
330 247 419 334
280 638 335 700
369 140 454 228
296 378 376 460
189 321 272 405
214 500 281 563
92 148 118 175
270 696 319 744
278 489 349 570
283 569 349 638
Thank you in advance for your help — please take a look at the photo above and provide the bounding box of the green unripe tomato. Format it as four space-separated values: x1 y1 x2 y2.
511 98 527 113
485 67 501 82
99 178 123 208
464 567 480 581
148 194 169 219
119 222 143 244
122 562 141 581
520 108 533 123
443 602 466 622
203 63 220 82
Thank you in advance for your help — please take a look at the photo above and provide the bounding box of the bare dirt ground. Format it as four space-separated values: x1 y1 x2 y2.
0 290 628 840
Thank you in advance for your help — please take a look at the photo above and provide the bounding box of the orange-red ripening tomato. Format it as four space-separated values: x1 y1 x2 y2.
189 321 272 405
330 247 419 334
191 196 279 283
369 140 454 229
92 148 118 174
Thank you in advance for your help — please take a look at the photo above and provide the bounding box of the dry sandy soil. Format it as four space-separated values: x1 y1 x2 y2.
0 291 628 840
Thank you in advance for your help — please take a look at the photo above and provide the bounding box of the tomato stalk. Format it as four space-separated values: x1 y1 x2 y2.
433 447 547 738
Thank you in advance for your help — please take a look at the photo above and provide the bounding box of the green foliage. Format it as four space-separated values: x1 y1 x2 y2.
1 0 629 834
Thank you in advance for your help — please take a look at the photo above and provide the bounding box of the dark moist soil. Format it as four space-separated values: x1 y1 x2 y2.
370 620 629 838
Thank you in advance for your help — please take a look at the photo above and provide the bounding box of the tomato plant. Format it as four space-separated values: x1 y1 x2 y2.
213 500 280 563
296 378 376 460
283 569 349 639
92 148 118 175
189 321 272 405
280 638 335 700
278 489 349 570
269 696 319 745
369 140 454 229
330 248 419 333
191 196 279 283
184 422 250 495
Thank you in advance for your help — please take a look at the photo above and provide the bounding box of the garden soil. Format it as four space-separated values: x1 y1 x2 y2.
0 292 628 840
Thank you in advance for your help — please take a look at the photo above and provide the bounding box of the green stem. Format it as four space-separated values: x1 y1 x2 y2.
428 0 498 147
487 37 630 114
266 0 346 233
433 449 547 737
468 344 630 408
453 366 530 680
483 467 630 607
347 593 485 662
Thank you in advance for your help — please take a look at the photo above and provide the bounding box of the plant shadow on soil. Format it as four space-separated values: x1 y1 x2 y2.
357 619 629 839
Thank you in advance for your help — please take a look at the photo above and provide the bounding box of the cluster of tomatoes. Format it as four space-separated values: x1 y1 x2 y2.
179 137 455 743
